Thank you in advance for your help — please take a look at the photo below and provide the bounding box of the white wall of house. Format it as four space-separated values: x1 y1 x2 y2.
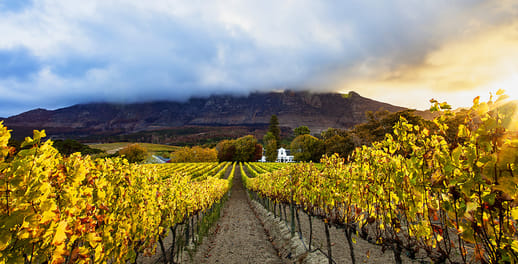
276 147 294 162
260 147 294 162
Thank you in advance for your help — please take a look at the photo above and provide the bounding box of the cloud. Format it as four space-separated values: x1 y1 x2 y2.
0 47 41 79
0 0 517 116
335 18 518 109
0 0 33 13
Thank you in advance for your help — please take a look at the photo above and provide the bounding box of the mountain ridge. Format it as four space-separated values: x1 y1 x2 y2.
3 91 433 141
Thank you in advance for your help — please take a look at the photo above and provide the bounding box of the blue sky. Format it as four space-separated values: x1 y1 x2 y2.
0 0 517 117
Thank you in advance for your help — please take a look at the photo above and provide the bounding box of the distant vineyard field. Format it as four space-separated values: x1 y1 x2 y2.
88 142 179 154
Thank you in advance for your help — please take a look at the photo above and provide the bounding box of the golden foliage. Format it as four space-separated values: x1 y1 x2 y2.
170 146 218 163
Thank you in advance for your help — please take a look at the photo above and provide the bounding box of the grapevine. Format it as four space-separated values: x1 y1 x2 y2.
244 92 518 263
0 125 231 263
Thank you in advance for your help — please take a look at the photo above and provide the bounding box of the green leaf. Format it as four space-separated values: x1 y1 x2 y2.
482 192 496 205
33 130 46 141
0 229 11 251
465 202 478 214
1 211 25 229
20 137 34 148
452 147 462 163
440 102 451 110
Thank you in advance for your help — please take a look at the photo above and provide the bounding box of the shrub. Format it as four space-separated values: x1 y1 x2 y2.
118 144 148 163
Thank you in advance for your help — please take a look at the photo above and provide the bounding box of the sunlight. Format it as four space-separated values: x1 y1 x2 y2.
499 74 518 102
489 75 518 131
507 76 518 132
509 99 518 132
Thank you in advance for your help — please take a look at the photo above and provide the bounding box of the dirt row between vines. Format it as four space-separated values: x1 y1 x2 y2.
189 166 285 264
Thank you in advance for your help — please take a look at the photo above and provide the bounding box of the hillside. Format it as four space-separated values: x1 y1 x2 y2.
3 91 432 142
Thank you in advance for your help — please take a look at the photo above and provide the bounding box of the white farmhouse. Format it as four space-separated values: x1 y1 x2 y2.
260 147 294 162
276 147 294 162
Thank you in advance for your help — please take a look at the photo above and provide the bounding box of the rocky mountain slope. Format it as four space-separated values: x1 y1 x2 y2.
2 91 430 140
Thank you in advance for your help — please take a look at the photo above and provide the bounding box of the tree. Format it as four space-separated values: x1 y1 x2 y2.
216 135 262 162
324 135 355 158
265 140 277 162
170 146 218 162
269 115 281 148
294 126 310 137
234 135 259 162
320 127 348 140
289 134 324 162
216 139 236 162
352 109 427 146
53 139 103 156
263 132 277 162
253 143 263 162
118 144 148 163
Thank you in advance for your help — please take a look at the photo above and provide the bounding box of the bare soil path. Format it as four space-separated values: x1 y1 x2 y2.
190 167 285 264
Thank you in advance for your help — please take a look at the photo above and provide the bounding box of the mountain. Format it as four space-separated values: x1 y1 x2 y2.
3 91 431 142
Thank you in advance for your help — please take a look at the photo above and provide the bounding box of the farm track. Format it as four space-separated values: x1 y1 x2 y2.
190 167 285 264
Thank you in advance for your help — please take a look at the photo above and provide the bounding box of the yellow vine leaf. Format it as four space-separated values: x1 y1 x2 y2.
86 233 102 248
473 96 480 105
51 244 67 264
94 245 104 262
511 207 518 221
52 221 68 246
78 246 90 258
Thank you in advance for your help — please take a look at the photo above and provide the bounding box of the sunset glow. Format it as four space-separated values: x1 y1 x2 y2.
338 20 518 110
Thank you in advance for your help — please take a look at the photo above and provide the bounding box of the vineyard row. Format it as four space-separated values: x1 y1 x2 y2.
243 94 518 264
0 125 235 264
